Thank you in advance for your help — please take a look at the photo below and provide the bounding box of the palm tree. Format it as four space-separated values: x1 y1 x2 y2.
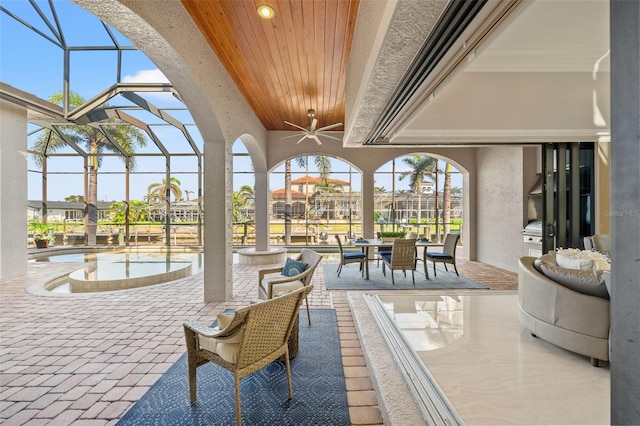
233 185 255 222
284 160 294 244
283 155 330 244
237 185 255 204
399 155 436 224
443 163 452 235
31 91 146 245
313 177 343 194
147 177 183 202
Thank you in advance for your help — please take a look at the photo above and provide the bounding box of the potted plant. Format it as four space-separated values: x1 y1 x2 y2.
29 221 51 248
376 231 407 242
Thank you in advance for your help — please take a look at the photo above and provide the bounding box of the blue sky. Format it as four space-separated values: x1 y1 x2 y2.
1 0 461 202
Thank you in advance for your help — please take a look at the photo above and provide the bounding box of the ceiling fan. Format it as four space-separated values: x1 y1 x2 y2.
282 109 343 145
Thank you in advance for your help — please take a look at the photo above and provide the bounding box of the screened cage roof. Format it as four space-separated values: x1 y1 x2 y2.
0 0 202 159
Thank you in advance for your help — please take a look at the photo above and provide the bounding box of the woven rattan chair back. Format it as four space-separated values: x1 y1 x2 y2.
390 238 417 269
296 249 322 287
382 238 417 285
183 285 313 426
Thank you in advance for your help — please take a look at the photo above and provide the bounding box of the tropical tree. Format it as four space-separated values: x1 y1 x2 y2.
284 160 294 244
313 177 343 194
108 199 149 225
236 185 255 204
283 155 331 244
399 155 436 224
443 163 452 235
233 185 255 222
147 177 183 202
64 195 84 202
31 91 146 245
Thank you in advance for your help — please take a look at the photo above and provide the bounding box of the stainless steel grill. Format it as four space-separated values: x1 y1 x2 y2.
523 220 543 257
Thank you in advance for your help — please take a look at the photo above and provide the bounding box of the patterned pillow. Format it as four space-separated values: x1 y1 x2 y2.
282 257 309 277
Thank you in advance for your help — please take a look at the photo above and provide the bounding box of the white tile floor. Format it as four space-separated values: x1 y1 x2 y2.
375 292 610 425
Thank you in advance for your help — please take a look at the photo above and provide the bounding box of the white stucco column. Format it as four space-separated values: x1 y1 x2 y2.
203 138 233 301
0 100 28 279
361 169 375 239
254 170 269 251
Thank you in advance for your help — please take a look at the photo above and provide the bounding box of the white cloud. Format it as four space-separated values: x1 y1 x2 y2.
122 69 179 105
122 69 170 84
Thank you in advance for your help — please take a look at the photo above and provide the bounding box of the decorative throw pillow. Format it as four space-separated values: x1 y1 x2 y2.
556 249 594 271
535 252 608 299
282 257 309 277
217 309 236 330
556 247 611 271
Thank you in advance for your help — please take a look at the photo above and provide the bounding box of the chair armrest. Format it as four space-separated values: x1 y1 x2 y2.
183 320 219 337
184 316 246 341
265 274 304 285
258 267 284 282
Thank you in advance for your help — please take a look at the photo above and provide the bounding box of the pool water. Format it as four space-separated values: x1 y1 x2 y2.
37 251 204 293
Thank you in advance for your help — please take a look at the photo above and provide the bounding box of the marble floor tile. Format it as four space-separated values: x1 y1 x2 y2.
378 293 610 425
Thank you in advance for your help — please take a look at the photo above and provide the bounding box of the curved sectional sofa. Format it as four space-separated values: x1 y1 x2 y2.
517 256 610 366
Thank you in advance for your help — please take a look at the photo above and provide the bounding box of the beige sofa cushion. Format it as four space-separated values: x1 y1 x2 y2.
535 253 609 299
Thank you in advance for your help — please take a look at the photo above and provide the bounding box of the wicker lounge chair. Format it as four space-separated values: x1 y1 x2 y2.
258 249 321 325
183 285 314 426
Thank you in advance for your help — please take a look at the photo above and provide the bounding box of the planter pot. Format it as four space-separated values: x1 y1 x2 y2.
35 239 49 249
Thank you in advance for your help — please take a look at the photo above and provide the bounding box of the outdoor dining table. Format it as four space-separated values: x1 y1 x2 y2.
352 238 443 280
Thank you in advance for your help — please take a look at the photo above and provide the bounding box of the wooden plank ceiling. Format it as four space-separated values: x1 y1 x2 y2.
181 0 359 131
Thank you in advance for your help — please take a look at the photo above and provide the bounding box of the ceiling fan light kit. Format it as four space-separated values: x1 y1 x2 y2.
282 109 343 145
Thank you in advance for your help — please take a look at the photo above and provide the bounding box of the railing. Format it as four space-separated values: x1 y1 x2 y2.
29 220 463 249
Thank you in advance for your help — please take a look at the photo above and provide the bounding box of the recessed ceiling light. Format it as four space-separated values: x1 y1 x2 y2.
257 4 275 19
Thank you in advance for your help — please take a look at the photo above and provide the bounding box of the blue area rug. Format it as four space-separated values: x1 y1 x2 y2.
325 263 488 290
118 309 349 426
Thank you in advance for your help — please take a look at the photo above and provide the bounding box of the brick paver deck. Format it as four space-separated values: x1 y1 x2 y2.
0 252 516 425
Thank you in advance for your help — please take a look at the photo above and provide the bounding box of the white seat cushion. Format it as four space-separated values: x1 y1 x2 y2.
198 336 241 364
261 276 304 298
197 311 244 363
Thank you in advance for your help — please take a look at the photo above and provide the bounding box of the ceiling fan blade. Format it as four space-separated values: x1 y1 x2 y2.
295 135 308 144
311 135 322 145
284 120 308 132
316 122 343 132
316 132 342 141
280 132 306 140
310 118 317 131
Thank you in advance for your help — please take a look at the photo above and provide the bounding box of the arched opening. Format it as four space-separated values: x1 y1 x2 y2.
269 154 362 246
373 154 464 243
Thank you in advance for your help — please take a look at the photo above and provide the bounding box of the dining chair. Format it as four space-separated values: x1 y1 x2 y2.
183 285 313 426
425 233 460 277
335 234 366 277
381 238 417 285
